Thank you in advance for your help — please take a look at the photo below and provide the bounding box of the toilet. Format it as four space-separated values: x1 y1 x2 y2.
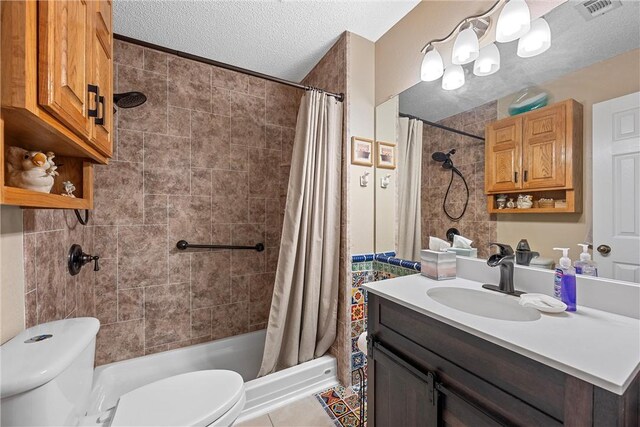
0 318 246 427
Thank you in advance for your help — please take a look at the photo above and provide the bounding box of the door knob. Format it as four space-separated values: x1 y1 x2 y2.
597 244 612 255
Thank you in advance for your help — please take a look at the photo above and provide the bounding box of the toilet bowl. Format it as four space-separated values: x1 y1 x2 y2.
0 318 246 427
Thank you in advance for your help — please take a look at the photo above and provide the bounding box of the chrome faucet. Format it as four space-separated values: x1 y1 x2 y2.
482 243 525 296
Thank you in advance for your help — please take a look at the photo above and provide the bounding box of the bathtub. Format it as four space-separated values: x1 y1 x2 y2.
87 330 338 422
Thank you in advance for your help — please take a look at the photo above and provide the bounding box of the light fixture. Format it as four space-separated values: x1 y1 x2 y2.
442 65 465 90
473 43 500 76
452 25 480 65
420 47 444 82
517 18 551 58
496 0 531 43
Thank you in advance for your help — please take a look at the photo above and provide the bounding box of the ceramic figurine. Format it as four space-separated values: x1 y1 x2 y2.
496 194 507 209
506 198 516 209
62 181 76 198
6 147 58 193
517 194 533 209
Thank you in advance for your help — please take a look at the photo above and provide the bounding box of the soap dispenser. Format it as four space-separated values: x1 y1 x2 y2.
553 248 576 312
575 244 598 277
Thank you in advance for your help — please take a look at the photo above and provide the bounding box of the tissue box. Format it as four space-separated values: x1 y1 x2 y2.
421 250 456 280
446 247 478 258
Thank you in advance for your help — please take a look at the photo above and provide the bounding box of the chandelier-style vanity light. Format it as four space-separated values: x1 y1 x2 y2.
517 17 551 57
442 65 465 90
420 47 444 81
473 43 501 76
452 26 480 65
419 0 551 90
495 0 531 43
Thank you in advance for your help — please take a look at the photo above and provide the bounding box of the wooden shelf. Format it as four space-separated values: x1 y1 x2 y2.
1 186 91 209
486 189 581 214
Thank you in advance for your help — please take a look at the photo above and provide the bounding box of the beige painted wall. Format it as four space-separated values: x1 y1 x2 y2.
1 205 25 343
374 96 398 253
375 0 564 105
348 33 377 254
496 49 640 260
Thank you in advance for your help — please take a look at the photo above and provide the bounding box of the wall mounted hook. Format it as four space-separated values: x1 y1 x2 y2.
380 174 391 189
360 171 370 187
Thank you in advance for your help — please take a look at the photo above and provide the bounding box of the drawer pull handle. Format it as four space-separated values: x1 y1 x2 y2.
524 170 528 182
88 84 99 118
514 171 518 183
95 95 105 126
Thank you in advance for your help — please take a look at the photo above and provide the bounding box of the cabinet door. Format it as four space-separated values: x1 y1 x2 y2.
88 0 113 156
485 116 522 193
522 104 566 189
438 386 504 427
38 0 92 139
370 343 438 427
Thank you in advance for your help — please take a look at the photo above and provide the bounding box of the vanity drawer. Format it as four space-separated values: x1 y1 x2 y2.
368 294 578 424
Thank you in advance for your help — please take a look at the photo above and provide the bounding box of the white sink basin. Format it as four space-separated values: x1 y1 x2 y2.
427 287 541 322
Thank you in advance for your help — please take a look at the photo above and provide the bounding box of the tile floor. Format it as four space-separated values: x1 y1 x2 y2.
235 385 366 427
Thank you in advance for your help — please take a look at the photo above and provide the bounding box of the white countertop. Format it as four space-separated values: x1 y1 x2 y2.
362 274 640 395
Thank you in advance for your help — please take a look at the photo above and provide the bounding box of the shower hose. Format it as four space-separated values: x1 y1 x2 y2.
442 166 469 221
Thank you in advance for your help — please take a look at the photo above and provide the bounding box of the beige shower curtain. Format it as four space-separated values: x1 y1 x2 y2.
397 117 423 261
258 90 343 376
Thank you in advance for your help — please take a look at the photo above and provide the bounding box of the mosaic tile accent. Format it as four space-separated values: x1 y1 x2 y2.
315 384 366 427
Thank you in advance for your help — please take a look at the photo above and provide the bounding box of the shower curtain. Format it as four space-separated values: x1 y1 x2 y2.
397 117 423 261
258 90 343 376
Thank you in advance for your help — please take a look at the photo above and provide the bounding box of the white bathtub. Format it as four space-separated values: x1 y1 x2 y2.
87 330 338 422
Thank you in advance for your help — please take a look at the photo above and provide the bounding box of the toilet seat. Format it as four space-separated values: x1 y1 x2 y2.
109 370 245 427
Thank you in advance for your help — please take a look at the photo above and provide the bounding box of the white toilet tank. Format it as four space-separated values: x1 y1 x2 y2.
1 318 100 427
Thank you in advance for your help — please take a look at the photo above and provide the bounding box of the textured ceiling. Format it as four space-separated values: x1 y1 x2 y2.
113 0 420 82
399 0 640 122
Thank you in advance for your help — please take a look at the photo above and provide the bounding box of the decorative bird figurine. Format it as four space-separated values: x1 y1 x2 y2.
6 147 59 193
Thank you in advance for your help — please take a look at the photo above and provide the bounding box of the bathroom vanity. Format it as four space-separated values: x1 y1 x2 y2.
363 275 640 426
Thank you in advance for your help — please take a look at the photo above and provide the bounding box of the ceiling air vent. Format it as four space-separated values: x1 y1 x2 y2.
576 0 622 20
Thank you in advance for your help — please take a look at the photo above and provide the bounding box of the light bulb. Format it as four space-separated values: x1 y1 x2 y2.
496 0 531 43
473 43 500 76
442 65 465 91
452 26 479 65
420 48 444 82
517 18 551 58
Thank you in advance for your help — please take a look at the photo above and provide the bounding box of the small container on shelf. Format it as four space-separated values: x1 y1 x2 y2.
538 198 554 209
554 199 567 209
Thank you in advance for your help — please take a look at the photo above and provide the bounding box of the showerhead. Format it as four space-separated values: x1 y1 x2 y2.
432 149 456 169
113 92 147 109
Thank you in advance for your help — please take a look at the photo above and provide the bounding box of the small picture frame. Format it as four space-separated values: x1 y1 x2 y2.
376 141 396 169
351 137 373 166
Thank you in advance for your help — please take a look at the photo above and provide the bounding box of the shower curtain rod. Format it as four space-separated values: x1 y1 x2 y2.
399 113 485 141
114 34 345 102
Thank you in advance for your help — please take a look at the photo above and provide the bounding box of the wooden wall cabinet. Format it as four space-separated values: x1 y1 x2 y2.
485 100 583 214
1 0 113 209
367 294 640 427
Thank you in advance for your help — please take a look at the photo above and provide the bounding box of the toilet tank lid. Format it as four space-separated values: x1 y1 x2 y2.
1 318 100 398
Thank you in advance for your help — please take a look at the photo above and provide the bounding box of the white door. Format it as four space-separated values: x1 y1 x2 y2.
593 92 640 283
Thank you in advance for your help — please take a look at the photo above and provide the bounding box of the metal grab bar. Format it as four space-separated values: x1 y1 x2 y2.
176 240 265 252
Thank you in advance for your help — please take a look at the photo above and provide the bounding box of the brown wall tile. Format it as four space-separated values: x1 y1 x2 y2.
22 39 304 367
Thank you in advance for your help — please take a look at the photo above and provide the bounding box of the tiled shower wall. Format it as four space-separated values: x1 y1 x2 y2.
421 101 498 259
23 39 302 365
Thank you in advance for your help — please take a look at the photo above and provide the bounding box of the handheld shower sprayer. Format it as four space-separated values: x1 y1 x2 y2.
431 148 469 221
432 149 456 170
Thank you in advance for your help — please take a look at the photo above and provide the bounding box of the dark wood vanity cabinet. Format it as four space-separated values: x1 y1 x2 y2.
366 294 640 427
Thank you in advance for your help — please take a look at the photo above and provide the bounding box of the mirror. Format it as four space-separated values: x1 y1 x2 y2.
374 0 640 283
